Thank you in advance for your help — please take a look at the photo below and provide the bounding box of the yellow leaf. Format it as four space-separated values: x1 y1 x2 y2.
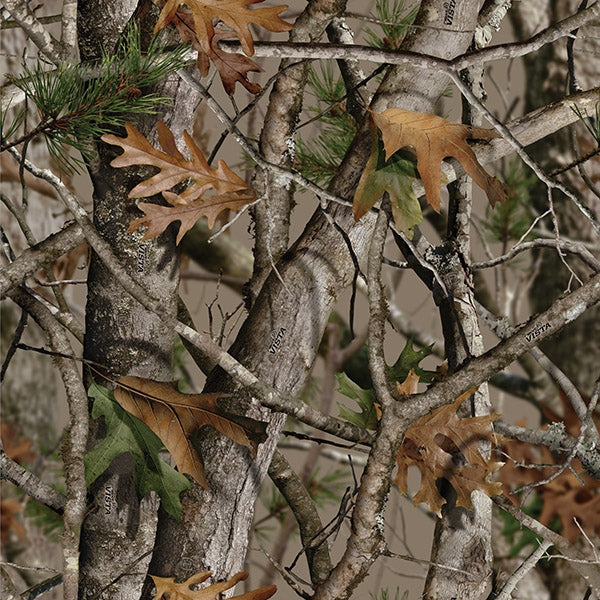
371 108 507 212
152 571 277 600
395 391 503 515
101 121 255 242
114 376 268 489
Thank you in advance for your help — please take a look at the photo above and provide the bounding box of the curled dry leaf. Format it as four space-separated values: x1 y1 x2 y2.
154 0 291 93
101 121 255 242
152 570 277 600
355 108 507 219
155 0 292 56
115 376 268 489
395 382 503 516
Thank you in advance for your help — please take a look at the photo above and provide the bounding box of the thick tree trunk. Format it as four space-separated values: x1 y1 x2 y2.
77 2 199 597
145 0 489 596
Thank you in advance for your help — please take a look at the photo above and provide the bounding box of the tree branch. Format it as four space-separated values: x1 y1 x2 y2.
495 420 600 479
0 449 66 512
268 450 333 585
1 0 64 62
8 287 88 600
494 495 600 591
0 223 85 299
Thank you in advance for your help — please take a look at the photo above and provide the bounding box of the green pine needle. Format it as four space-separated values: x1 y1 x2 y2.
364 0 418 50
3 22 189 173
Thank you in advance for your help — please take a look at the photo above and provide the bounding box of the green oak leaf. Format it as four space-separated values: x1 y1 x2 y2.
336 372 379 430
85 381 191 519
353 125 420 238
388 338 436 384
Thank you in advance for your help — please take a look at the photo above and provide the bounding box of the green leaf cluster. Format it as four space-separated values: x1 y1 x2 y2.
295 64 359 186
387 338 436 384
353 130 420 238
337 339 436 429
364 0 418 50
336 372 379 429
2 23 189 172
483 159 536 244
85 382 191 520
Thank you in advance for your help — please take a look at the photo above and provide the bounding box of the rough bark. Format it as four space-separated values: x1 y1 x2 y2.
145 0 492 594
76 2 199 597
511 0 600 397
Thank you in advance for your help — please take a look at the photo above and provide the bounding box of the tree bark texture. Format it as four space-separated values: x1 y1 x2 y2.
511 0 600 397
145 0 492 596
77 1 200 597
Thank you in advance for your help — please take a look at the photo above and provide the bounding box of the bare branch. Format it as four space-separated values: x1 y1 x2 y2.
0 449 66 511
493 539 554 600
1 0 64 62
494 495 600 591
268 450 332 585
472 238 600 271
0 223 85 299
8 287 88 600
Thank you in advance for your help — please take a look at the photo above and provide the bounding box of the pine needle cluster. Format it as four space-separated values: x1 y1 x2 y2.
1 23 189 172
295 0 417 185
364 0 418 50
483 159 536 244
295 64 359 186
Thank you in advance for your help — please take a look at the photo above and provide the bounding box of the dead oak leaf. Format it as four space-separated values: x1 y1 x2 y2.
209 29 263 95
173 12 263 93
102 121 250 198
101 121 255 241
115 376 268 489
152 570 276 600
154 0 292 56
395 389 503 516
131 190 255 243
370 108 507 212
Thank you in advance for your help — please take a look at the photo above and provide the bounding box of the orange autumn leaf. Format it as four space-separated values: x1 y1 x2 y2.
101 121 255 242
152 570 276 600
154 0 292 57
395 386 503 516
367 108 507 213
114 376 268 489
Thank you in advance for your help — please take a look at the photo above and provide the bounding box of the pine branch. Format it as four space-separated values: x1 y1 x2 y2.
1 24 189 172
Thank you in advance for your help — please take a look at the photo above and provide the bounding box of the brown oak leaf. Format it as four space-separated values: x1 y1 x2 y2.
395 386 503 516
366 108 507 213
152 570 276 600
209 29 263 95
172 11 263 93
499 392 600 542
114 376 268 489
101 121 255 241
154 0 292 56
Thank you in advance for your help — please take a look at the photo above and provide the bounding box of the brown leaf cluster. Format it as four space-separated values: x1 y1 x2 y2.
101 121 255 243
355 108 507 221
152 570 276 600
395 380 503 516
498 392 600 542
154 0 292 94
1 423 36 545
114 376 268 488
